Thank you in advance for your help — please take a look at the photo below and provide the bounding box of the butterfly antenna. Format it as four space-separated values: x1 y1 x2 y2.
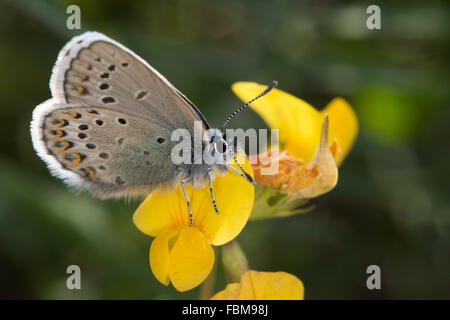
221 80 278 132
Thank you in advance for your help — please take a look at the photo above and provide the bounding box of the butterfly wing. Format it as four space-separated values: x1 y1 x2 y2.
31 32 206 198
50 31 210 130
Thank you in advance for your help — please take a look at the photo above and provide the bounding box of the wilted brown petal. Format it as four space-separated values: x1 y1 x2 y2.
250 115 338 199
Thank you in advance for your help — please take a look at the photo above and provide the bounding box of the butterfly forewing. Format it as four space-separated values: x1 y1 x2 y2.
32 32 206 198
52 36 206 130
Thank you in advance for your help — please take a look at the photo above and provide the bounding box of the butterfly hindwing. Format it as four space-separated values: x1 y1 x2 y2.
37 105 182 198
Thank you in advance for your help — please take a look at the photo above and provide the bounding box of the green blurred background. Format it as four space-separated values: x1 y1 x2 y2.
0 0 449 299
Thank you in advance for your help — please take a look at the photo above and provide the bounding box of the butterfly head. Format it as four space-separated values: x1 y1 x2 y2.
202 129 233 166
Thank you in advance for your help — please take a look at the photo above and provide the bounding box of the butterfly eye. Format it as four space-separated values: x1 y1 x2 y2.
215 141 227 154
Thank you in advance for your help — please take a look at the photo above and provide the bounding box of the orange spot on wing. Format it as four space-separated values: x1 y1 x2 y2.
67 152 81 166
57 119 68 128
55 130 65 138
77 86 88 95
58 140 71 151
70 112 81 119
81 166 95 177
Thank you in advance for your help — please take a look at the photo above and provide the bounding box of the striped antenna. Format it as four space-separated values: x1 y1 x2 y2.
221 80 278 131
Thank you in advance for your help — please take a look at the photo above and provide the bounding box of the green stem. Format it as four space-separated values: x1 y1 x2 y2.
221 240 249 283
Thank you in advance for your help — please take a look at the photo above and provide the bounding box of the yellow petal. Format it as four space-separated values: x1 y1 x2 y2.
133 186 190 237
243 271 304 300
194 157 255 245
211 270 304 300
210 283 241 300
149 226 214 291
168 227 214 292
133 154 254 246
321 97 358 165
149 227 181 286
232 82 324 163
232 82 358 165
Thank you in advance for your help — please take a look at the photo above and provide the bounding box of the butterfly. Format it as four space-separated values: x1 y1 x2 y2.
30 31 276 225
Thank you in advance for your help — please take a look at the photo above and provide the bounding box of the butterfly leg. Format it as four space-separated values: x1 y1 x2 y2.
207 168 219 214
181 178 194 226
231 141 255 185
232 153 255 185
227 154 255 186
226 164 254 186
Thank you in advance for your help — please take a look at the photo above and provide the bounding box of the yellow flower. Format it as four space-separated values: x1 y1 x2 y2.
133 157 254 292
211 270 304 300
233 82 358 165
232 82 358 199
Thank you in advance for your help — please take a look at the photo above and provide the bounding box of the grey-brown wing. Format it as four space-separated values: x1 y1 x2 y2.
50 32 210 133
